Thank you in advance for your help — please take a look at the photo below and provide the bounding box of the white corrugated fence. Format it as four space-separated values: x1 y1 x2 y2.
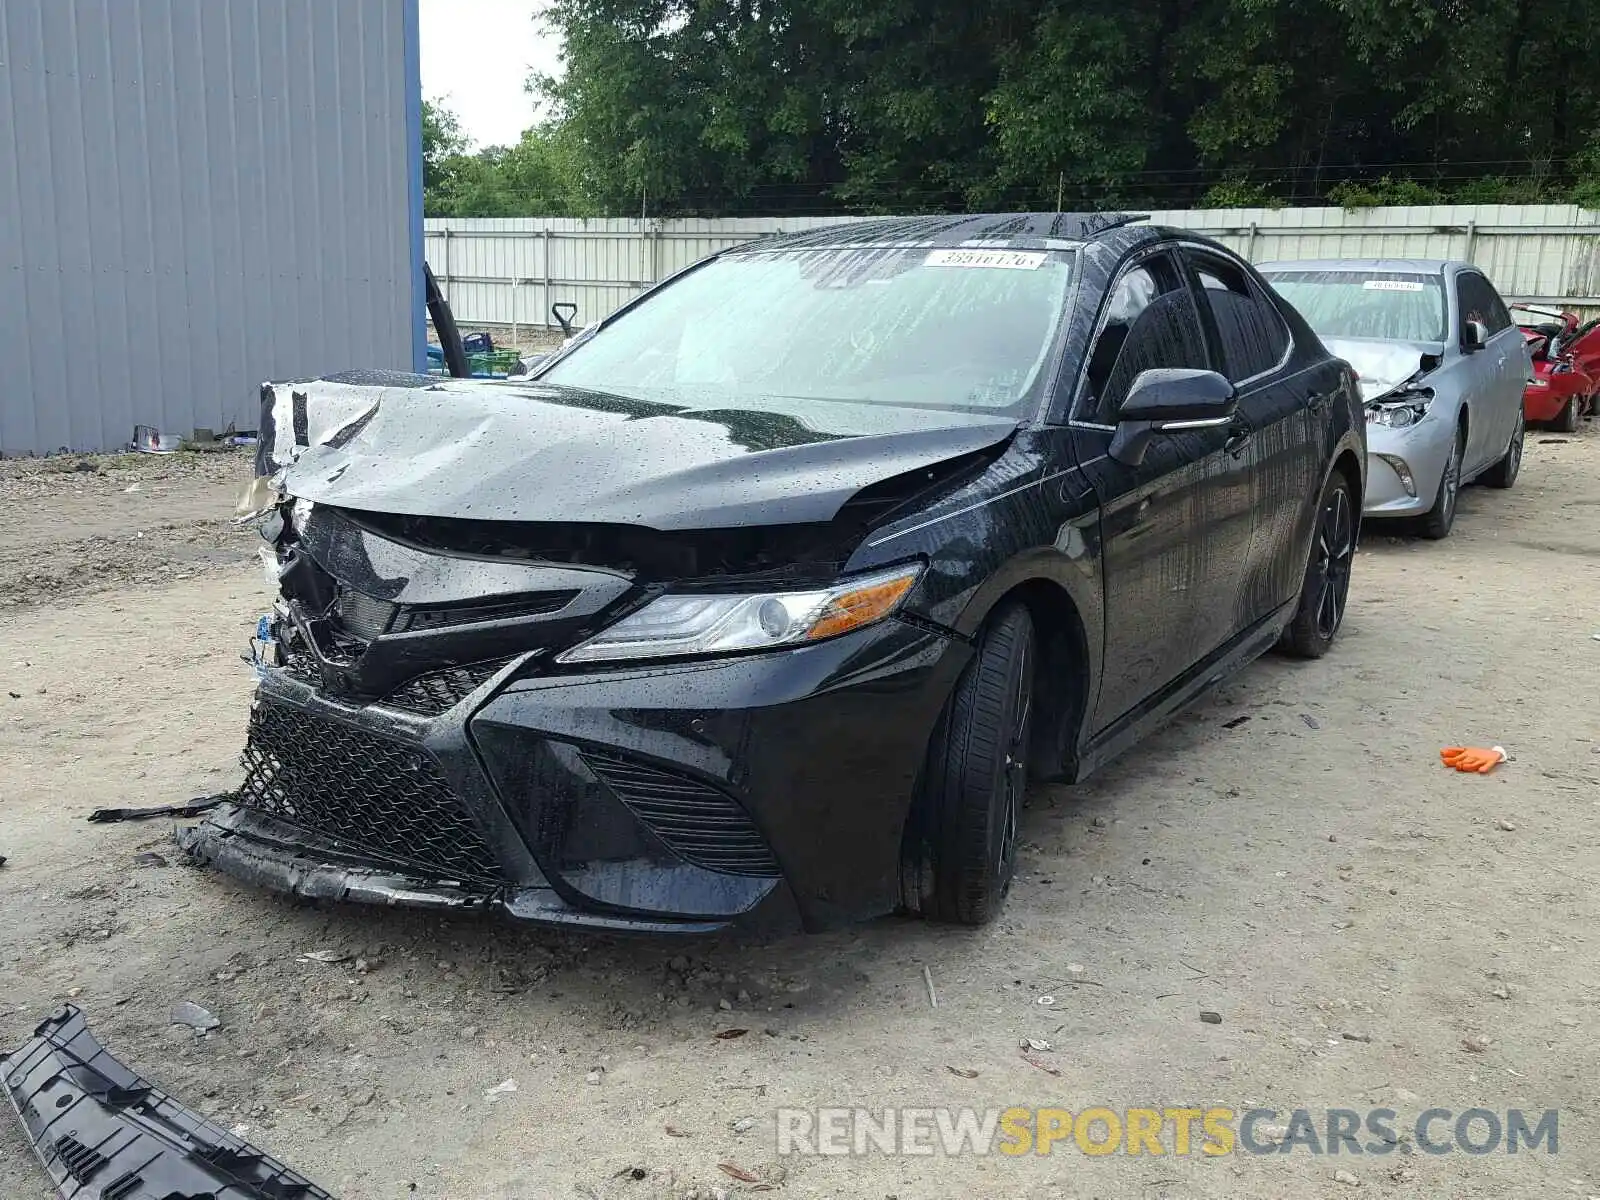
425 205 1600 333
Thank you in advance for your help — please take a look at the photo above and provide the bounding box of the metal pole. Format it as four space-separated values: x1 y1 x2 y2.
1463 219 1478 264
542 229 552 328
1246 221 1259 262
511 279 518 352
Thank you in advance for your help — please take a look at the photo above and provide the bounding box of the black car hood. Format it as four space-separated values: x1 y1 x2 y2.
266 376 1020 528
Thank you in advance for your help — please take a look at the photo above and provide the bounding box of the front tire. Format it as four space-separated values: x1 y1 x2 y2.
1280 471 1356 659
1418 426 1465 540
1482 410 1523 489
918 604 1035 925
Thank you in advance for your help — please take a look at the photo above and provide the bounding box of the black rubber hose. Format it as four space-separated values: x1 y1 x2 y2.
425 262 470 378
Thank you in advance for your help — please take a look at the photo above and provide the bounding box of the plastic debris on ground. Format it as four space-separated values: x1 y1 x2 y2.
1 1005 336 1199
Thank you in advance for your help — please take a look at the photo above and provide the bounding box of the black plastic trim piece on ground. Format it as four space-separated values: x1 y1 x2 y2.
1 1004 336 1199
86 794 230 824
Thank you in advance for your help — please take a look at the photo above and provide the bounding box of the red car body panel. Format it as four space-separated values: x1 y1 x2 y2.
1517 309 1598 422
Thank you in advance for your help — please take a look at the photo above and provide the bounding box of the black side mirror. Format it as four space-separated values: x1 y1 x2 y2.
1463 320 1489 352
552 302 578 337
1109 369 1237 467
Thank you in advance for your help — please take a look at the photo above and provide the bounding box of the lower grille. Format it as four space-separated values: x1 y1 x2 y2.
237 700 506 883
380 659 513 716
580 749 779 877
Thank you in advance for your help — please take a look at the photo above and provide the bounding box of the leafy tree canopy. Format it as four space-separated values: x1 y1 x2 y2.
426 1 1600 215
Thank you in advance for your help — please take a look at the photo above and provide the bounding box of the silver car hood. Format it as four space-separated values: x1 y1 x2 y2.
1322 336 1444 402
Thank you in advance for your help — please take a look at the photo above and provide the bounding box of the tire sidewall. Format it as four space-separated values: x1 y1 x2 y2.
926 605 1036 924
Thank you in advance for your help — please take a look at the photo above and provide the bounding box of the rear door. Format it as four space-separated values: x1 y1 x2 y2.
1065 247 1253 733
1182 247 1320 625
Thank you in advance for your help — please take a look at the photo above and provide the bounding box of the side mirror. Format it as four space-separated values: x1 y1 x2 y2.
1109 369 1237 466
1463 320 1489 352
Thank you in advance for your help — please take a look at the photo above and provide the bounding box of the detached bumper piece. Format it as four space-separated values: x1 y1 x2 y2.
1 1005 335 1199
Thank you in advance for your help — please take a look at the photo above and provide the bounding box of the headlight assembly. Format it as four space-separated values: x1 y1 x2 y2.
556 564 924 664
1366 390 1432 428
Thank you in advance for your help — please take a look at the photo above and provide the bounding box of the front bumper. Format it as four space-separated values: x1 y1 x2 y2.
182 619 966 934
1361 417 1456 518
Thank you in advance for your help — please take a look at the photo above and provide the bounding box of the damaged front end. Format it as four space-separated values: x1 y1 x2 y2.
182 376 1006 932
2 1005 334 1199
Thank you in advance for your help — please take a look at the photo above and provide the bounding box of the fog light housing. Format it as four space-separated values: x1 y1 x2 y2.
1376 453 1417 498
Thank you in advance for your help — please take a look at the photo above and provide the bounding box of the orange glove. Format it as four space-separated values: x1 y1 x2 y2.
1440 746 1506 774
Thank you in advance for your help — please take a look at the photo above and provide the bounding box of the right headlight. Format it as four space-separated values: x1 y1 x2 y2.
555 563 924 664
1366 389 1433 428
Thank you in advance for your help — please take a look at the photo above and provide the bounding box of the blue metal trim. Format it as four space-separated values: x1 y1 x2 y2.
403 0 426 372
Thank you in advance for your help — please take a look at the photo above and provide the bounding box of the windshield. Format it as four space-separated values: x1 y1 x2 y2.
541 246 1074 416
1263 270 1446 342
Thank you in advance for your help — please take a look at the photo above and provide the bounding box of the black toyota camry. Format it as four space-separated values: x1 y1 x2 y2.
183 213 1365 934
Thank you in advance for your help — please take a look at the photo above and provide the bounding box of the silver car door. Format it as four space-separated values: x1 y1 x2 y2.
1455 270 1503 470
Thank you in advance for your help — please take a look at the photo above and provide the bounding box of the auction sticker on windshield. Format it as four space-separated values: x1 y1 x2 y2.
926 249 1048 270
1362 279 1425 292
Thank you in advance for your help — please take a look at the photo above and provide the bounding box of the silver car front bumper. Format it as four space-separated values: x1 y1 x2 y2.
1362 414 1456 518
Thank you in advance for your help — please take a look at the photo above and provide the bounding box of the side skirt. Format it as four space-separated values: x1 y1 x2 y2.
1072 600 1296 782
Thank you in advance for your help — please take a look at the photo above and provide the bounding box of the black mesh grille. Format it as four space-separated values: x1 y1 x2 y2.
580 749 779 877
237 700 506 883
381 659 513 716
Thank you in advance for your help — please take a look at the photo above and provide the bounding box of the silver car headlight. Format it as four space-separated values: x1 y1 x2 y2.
1366 391 1432 428
556 564 924 664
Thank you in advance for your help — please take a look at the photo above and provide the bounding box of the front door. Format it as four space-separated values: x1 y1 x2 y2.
1184 249 1324 625
1066 249 1254 734
1456 270 1520 468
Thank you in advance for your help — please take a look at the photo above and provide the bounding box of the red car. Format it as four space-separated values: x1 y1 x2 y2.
1513 304 1600 430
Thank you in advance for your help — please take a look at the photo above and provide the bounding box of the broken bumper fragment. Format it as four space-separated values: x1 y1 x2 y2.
1 1004 334 1199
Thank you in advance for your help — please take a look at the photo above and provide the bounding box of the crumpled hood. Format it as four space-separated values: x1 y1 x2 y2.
262 376 1019 529
1322 337 1444 402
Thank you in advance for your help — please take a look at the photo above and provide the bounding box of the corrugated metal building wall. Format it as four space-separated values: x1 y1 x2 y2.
426 205 1600 332
0 0 421 456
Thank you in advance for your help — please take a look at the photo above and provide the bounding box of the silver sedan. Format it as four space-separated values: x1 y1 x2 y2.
1260 259 1528 538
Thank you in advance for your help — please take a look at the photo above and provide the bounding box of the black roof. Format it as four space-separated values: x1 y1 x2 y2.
740 212 1149 253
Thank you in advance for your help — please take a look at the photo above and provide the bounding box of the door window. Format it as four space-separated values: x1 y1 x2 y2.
1189 254 1290 383
1081 255 1211 424
1457 272 1509 338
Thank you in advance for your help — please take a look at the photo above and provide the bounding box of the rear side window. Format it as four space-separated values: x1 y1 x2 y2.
1081 254 1211 424
1457 272 1510 336
1188 254 1290 383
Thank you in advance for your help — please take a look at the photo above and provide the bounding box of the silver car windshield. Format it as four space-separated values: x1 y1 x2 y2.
541 246 1075 416
1264 270 1446 343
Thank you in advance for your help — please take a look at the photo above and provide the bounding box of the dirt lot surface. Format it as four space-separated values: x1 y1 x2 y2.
2 432 1598 1199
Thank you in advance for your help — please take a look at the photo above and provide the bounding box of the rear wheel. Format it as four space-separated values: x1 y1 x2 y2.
1482 410 1523 489
1554 396 1581 433
1280 471 1356 659
917 604 1035 925
1418 426 1465 540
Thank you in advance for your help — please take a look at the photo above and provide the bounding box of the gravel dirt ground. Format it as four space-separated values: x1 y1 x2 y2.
2 430 1597 1199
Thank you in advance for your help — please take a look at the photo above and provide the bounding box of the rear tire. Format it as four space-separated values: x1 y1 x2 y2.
1482 410 1523 489
1554 396 1580 433
1280 471 1356 659
918 604 1035 926
1418 426 1465 540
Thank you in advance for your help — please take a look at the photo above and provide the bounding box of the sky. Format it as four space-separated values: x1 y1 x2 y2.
419 0 562 149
